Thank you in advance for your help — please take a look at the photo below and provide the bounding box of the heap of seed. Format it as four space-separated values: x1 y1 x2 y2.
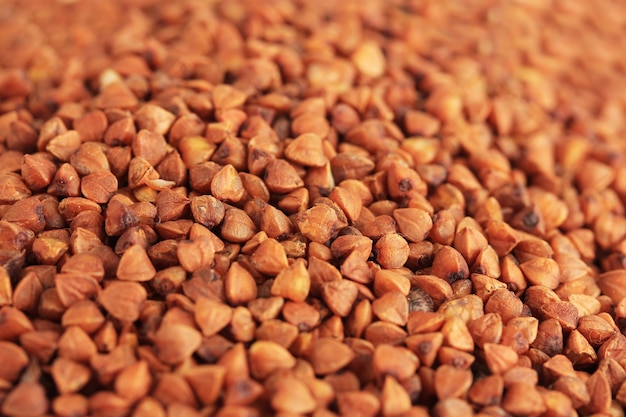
2 0 626 416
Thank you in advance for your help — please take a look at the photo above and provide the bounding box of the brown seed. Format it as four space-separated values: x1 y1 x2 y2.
337 391 381 417
58 197 102 222
260 203 293 239
153 322 202 365
285 133 328 168
271 258 310 302
485 220 519 256
294 204 339 244
195 297 233 336
434 364 473 400
407 310 445 335
381 375 412 417
346 299 373 339
229 306 256 343
58 325 97 363
212 84 247 109
291 112 330 138
116 244 156 281
500 316 538 354
333 235 372 284
0 341 28 382
105 199 139 237
104 116 136 147
127 157 159 191
184 364 226 406
3 196 46 233
12 270 43 313
224 262 258 306
484 288 523 324
249 340 296 380
468 374 503 407
61 252 105 282
282 301 320 331
524 286 561 317
532 318 564 358
248 296 284 322
441 316 474 352
433 398 477 417
25 241 53 272
393 208 433 243
37 116 67 150
407 287 434 315
80 171 118 204
151 371 198 407
263 159 304 194
19 329 59 364
223 378 264 407
387 162 428 200
364 321 407 346
483 343 519 375
438 295 484 324
543 354 577 381
585 371 612 414
51 357 91 394
155 188 190 222
88 390 132 417
577 315 616 347
71 142 111 176
54 273 100 308
372 290 409 326
1 382 49 417
373 269 411 297
553 375 590 409
177 235 215 273
404 110 441 137
107 146 132 181
21 154 57 192
520 257 560 289
250 238 288 276
0 173 32 205
52 394 89 417
190 195 225 229
99 281 147 322
502 382 547 416
375 233 409 269
598 333 626 362
212 164 245 203
213 136 247 171
331 153 375 183
307 337 355 375
467 313 503 347
373 344 419 380
329 185 363 224
0 266 13 306
411 275 453 308
74 109 108 142
431 246 469 284
598 270 626 304
47 130 81 162
321 278 358 317
269 374 317 414
540 301 579 331
61 299 105 334
221 208 257 243
114 360 151 402
255 319 299 349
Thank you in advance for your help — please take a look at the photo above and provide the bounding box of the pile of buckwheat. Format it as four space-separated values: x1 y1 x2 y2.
1 0 626 416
